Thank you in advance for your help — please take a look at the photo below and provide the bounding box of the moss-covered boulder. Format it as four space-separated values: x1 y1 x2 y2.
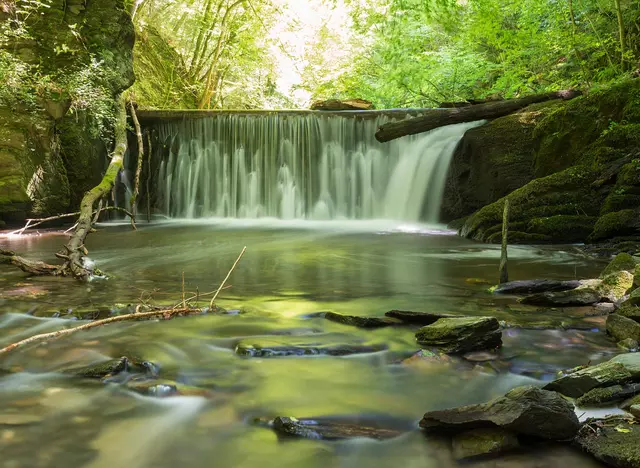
617 304 640 321
601 253 638 277
607 314 640 342
420 386 579 440
575 382 640 407
454 79 640 244
576 416 640 468
415 316 502 354
544 354 640 398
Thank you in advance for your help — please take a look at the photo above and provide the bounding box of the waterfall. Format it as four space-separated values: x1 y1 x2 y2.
150 113 482 223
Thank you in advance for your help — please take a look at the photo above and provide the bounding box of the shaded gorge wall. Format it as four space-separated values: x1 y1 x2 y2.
138 111 482 222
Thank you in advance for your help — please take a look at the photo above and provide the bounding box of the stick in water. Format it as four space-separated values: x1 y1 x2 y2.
210 247 247 309
499 199 509 284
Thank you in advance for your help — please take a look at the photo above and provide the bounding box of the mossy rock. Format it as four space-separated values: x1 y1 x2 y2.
452 428 520 461
601 253 637 277
415 316 502 354
590 209 640 242
598 271 634 302
461 165 599 243
576 416 640 468
606 314 640 343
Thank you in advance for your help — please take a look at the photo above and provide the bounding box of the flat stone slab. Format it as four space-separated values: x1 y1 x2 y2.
520 288 602 307
544 354 640 398
385 310 456 325
420 386 579 441
576 382 640 407
271 416 405 440
323 312 400 328
235 338 387 357
492 279 582 295
415 316 502 354
575 416 640 468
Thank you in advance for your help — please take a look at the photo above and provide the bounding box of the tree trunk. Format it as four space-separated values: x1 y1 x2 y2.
129 100 143 227
375 90 582 143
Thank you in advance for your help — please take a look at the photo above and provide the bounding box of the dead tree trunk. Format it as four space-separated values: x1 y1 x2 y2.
375 90 582 142
129 100 143 229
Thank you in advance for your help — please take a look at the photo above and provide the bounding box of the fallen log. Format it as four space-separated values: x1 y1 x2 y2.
375 90 582 142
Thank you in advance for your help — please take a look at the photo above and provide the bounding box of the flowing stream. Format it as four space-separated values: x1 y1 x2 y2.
0 115 617 467
0 221 616 467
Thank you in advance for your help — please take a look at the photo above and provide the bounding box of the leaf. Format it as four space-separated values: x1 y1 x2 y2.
614 426 631 433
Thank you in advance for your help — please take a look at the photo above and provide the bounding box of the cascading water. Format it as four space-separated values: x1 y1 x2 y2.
150 113 482 222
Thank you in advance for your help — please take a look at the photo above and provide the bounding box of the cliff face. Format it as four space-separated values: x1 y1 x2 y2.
0 0 134 225
443 79 640 249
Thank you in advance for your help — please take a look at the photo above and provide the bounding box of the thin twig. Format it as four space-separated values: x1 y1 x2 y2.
9 207 135 235
209 247 246 308
181 271 185 308
0 307 193 356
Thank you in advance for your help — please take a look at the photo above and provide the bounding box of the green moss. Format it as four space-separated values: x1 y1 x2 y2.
600 253 637 277
576 385 624 407
527 215 596 242
590 210 637 242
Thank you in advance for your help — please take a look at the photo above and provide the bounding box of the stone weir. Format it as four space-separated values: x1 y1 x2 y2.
133 109 483 222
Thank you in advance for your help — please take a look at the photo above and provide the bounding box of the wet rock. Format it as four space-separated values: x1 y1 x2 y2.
62 356 156 380
492 279 581 295
621 394 640 410
385 310 456 325
520 287 602 306
544 354 640 398
235 340 387 357
451 428 520 461
323 312 400 328
420 386 579 440
575 383 640 407
415 316 502 354
607 314 640 342
575 415 640 468
401 349 453 367
601 253 637 277
630 405 640 418
618 338 639 352
271 416 403 440
617 304 640 321
598 271 634 302
625 287 640 306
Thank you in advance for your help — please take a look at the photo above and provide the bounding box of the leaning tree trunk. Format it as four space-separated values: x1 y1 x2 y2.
60 97 128 280
375 90 582 142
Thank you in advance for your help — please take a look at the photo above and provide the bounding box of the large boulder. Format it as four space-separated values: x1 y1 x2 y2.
419 386 579 441
415 316 502 354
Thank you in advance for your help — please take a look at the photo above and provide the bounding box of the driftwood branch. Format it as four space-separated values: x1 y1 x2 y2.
375 90 582 142
209 246 246 308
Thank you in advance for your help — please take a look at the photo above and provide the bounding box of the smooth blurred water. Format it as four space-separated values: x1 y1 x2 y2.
0 222 615 467
150 114 482 221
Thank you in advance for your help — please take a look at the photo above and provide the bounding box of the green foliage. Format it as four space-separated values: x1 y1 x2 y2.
304 0 640 107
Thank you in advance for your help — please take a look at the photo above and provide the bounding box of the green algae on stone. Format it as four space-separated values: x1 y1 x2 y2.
415 316 502 354
544 361 634 398
576 416 640 468
601 253 638 277
576 382 640 407
323 311 400 328
607 314 640 343
452 428 520 461
271 416 404 441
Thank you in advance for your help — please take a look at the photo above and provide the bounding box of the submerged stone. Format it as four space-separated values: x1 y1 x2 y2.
451 428 520 461
235 340 386 357
607 314 640 342
271 416 404 440
575 416 640 468
492 279 581 295
520 288 601 306
323 312 400 328
415 316 502 354
420 386 579 440
385 310 456 325
576 382 640 407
